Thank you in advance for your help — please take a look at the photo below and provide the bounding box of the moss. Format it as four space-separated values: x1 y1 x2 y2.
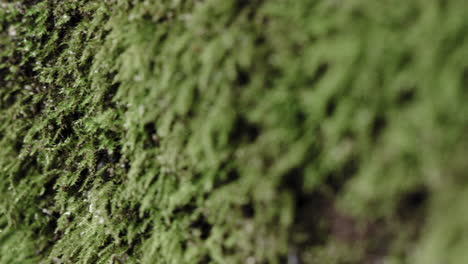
1 0 468 263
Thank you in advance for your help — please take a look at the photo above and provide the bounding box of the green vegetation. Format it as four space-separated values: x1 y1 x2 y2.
1 0 468 263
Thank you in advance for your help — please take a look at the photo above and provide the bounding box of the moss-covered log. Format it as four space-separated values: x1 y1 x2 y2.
1 1 468 263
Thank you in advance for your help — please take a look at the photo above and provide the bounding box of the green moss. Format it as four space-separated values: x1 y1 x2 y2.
1 0 468 263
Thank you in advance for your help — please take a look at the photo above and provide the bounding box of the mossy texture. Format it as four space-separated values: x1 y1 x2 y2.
1 0 468 263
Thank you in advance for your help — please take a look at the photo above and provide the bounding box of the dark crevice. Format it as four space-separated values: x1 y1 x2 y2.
235 68 250 87
229 116 260 144
105 81 120 102
309 63 329 85
289 192 330 263
397 186 429 222
397 88 416 106
462 67 468 87
143 122 160 149
2 91 19 110
240 203 255 218
173 202 197 215
60 167 89 195
12 155 38 183
370 114 387 142
54 111 82 143
325 96 337 117
214 165 240 188
95 148 121 181
200 254 212 264
283 146 361 261
14 139 23 152
190 215 212 240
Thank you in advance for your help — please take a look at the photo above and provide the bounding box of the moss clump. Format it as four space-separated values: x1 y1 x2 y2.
1 0 468 263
